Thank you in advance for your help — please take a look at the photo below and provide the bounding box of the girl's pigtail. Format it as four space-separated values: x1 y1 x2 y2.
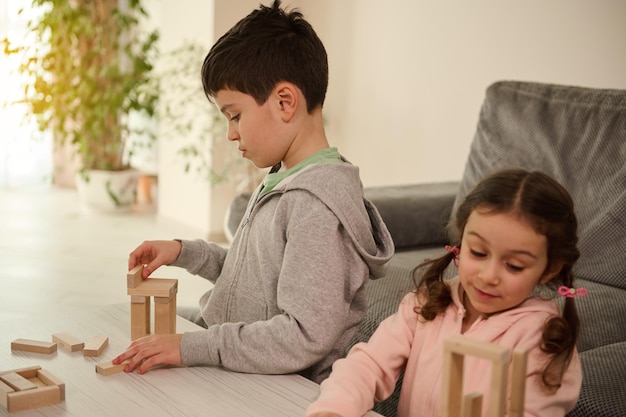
540 266 580 392
411 250 455 321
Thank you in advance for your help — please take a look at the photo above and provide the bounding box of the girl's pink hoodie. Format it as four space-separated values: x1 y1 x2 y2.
306 277 582 417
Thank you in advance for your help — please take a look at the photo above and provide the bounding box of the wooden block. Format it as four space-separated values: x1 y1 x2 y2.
131 296 151 341
461 392 483 417
127 278 178 298
52 332 84 352
0 372 38 391
154 296 176 334
6 385 61 413
441 346 464 417
444 335 509 363
441 336 511 417
0 380 14 409
488 358 508 417
36 369 65 400
127 264 144 288
153 294 173 303
169 294 177 333
0 366 64 412
0 366 41 378
95 360 129 376
28 377 46 389
509 348 529 417
11 338 57 354
83 336 109 357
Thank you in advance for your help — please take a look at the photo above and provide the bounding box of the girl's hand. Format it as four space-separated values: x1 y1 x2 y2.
308 413 344 417
112 333 183 374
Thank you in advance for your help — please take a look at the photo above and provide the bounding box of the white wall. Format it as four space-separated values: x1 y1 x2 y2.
315 0 626 186
154 0 626 237
151 0 215 237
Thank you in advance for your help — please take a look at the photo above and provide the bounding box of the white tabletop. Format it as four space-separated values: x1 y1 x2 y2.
0 304 381 416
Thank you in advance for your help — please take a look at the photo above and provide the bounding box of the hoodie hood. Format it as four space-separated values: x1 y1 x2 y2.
268 161 395 279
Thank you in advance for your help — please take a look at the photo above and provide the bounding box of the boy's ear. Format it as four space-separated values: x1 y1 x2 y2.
273 82 298 122
540 261 563 284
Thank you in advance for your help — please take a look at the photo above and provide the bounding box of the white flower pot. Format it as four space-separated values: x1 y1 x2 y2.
75 169 139 212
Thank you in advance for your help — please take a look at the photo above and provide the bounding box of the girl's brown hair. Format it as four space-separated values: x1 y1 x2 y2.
413 168 580 391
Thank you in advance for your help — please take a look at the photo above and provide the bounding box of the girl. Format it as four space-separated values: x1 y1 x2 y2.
306 169 583 417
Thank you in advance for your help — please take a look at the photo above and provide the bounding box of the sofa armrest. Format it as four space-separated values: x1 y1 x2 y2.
365 181 459 250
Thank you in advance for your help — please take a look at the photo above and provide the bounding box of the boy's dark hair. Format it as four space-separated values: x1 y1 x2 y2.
201 0 328 113
413 168 580 392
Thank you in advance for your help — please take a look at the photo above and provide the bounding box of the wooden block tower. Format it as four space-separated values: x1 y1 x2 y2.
127 265 178 340
440 335 528 417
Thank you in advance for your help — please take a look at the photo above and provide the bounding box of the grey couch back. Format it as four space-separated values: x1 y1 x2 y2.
453 81 626 289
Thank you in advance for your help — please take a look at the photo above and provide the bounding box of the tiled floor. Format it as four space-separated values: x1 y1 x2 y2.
0 186 215 322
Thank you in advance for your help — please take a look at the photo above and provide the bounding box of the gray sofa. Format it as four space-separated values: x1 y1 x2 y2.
227 81 626 417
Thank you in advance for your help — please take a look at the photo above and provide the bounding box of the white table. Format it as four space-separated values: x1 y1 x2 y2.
0 304 381 416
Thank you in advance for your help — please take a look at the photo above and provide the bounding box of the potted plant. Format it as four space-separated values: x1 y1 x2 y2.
13 0 159 211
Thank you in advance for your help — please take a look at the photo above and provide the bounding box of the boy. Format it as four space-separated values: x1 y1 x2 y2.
113 0 394 383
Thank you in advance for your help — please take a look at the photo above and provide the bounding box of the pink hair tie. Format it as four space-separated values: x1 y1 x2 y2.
558 286 587 298
445 245 460 267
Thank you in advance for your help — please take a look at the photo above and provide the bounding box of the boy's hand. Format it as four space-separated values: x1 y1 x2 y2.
112 334 183 374
128 240 182 278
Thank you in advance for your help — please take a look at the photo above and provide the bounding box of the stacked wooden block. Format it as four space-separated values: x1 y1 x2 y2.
440 335 528 417
127 265 178 340
0 366 64 413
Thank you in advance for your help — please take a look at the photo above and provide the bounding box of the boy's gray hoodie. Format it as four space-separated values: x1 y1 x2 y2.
174 161 394 383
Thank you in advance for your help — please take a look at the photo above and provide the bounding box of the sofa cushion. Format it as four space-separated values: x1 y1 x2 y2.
567 342 626 417
364 182 459 250
453 81 626 289
571 279 626 353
